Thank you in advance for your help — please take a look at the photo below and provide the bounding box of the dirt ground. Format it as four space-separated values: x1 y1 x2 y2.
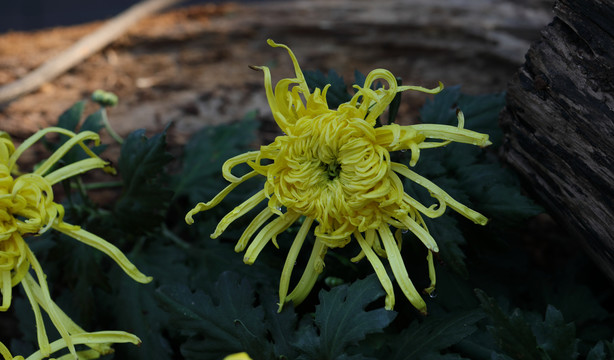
0 0 553 159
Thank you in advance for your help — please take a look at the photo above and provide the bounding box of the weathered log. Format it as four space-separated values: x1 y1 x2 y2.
500 0 614 280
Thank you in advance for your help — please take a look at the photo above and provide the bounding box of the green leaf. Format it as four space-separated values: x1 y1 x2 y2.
110 276 173 359
105 241 189 360
80 109 105 133
586 341 606 360
115 128 173 233
48 101 106 164
478 184 544 224
354 70 367 88
586 340 614 360
425 214 468 279
304 69 352 110
532 306 578 360
57 100 85 131
476 289 545 360
457 92 505 147
387 77 403 124
295 275 397 360
156 272 276 360
389 310 485 360
420 86 460 126
420 86 505 147
261 292 300 359
172 118 258 205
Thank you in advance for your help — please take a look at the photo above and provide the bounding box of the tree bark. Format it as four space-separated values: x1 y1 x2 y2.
500 0 614 280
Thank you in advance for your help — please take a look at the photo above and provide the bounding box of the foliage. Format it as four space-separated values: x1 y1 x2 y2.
3 79 613 360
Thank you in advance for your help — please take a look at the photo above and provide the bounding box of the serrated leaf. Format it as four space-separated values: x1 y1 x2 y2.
420 86 505 147
424 215 468 278
420 86 461 126
390 310 485 360
80 109 105 133
296 275 397 360
354 70 367 89
532 306 578 360
110 274 173 360
586 341 606 360
57 100 85 131
115 128 173 233
476 184 543 224
475 289 545 360
457 92 505 147
173 118 258 205
156 272 274 360
260 292 300 359
388 77 403 124
48 101 106 164
107 241 189 360
304 69 352 110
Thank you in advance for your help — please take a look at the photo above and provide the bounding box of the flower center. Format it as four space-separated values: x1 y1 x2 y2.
267 112 401 241
324 160 341 180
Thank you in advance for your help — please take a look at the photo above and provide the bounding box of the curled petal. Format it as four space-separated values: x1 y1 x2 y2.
355 230 395 310
53 225 152 284
379 224 426 314
285 238 328 306
244 210 301 264
278 216 314 311
185 171 258 224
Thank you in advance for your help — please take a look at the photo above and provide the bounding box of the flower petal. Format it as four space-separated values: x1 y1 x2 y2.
211 189 267 238
278 216 314 311
185 171 258 224
379 224 427 314
243 210 301 264
53 224 152 284
355 230 395 310
285 237 328 306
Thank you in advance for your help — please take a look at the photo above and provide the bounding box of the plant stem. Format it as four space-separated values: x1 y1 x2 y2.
101 107 124 144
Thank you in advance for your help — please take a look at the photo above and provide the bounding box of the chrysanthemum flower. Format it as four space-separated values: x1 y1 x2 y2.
186 39 490 314
223 352 253 360
1 332 140 360
0 128 152 358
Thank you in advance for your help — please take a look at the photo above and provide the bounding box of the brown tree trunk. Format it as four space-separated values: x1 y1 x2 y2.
500 0 614 280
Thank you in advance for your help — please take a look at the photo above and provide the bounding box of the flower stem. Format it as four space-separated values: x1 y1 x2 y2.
101 108 124 144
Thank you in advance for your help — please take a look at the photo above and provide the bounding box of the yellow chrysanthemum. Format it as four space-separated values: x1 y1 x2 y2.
0 128 152 358
186 39 490 314
223 352 253 360
1 332 140 360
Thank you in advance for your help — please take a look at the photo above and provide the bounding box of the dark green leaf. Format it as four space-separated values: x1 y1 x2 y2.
304 69 352 109
388 77 403 124
110 277 173 360
426 214 468 278
586 341 606 360
80 109 106 134
57 101 85 131
295 275 397 360
532 306 578 360
156 272 275 360
115 128 173 233
172 118 258 205
476 289 545 360
354 70 367 89
477 184 543 224
390 310 485 360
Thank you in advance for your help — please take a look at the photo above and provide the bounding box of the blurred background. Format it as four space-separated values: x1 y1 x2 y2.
0 0 554 149
0 0 246 32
